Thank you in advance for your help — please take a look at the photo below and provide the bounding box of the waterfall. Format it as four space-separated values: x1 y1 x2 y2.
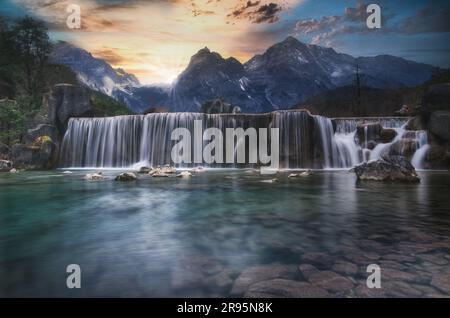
60 112 430 170
411 131 430 169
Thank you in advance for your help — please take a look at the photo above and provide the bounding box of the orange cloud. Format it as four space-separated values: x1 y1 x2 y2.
13 0 304 84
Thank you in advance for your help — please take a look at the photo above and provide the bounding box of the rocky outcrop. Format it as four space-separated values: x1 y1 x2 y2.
10 137 57 170
352 155 420 182
201 98 241 114
429 111 450 142
387 139 418 157
115 172 137 181
421 84 450 116
24 124 59 144
403 83 450 169
355 123 397 148
0 142 9 158
405 116 425 131
424 144 450 169
0 159 13 172
46 84 95 134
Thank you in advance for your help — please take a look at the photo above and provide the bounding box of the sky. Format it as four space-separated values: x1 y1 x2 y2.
1 0 449 84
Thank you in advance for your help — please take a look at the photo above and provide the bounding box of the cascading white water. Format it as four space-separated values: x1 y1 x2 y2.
332 117 430 169
411 131 430 169
60 112 430 169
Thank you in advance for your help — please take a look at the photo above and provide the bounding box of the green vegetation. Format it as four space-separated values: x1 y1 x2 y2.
90 91 133 116
0 16 132 147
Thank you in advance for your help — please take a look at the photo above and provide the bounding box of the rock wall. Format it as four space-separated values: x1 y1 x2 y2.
407 83 450 169
5 84 95 170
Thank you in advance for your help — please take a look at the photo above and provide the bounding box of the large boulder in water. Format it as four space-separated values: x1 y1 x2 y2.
115 172 137 181
351 156 420 182
46 84 94 134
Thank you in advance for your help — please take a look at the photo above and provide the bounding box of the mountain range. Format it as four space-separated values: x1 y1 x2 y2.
50 37 438 113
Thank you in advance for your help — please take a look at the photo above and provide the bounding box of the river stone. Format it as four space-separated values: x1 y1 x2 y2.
382 268 425 284
298 264 319 280
418 254 448 266
115 172 137 181
301 252 334 268
204 269 234 292
351 155 420 182
230 265 299 296
383 281 423 297
138 166 151 173
354 284 387 298
411 284 448 298
332 261 358 276
430 273 450 294
382 253 417 263
308 271 354 293
244 279 330 298
171 255 232 292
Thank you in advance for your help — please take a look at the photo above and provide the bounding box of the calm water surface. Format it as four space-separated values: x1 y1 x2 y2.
1 170 449 297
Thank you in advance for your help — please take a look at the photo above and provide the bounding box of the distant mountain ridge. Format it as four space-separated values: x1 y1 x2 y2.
51 37 438 113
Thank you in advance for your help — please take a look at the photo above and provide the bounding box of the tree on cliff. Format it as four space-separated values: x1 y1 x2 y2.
11 16 51 109
0 16 51 144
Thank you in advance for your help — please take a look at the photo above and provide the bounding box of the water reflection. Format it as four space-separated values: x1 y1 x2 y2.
0 170 450 297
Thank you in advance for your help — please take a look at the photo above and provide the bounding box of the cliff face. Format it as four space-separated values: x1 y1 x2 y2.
407 83 450 169
3 84 132 170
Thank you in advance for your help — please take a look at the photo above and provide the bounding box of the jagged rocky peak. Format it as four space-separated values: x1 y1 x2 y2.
188 47 222 65
50 41 140 96
245 36 313 69
186 46 243 71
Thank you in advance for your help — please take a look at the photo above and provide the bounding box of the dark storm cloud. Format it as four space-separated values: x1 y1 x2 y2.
228 1 283 24
253 3 282 23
